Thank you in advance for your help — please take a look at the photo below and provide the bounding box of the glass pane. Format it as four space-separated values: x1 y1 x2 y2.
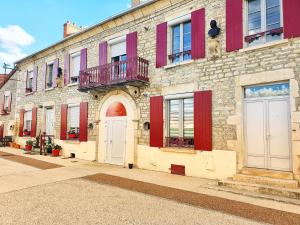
267 0 280 8
245 83 289 98
266 32 281 42
248 0 261 13
267 6 280 28
248 12 261 31
183 98 194 138
69 106 80 128
169 100 180 137
172 25 180 53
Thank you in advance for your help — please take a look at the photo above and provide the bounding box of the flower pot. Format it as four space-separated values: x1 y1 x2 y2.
25 144 32 151
52 149 60 157
68 133 77 139
128 163 133 169
23 131 31 136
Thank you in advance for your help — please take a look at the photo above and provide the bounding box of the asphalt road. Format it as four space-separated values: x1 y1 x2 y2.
0 178 268 225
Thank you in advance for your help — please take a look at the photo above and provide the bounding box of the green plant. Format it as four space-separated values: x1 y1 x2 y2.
45 144 53 153
26 140 33 146
53 144 62 150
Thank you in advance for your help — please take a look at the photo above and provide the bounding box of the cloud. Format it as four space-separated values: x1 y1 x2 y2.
0 25 35 73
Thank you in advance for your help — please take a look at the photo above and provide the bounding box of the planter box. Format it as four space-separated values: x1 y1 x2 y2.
25 145 32 151
68 133 78 139
52 149 60 157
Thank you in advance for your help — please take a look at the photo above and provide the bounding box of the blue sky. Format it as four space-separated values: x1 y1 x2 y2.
0 0 131 73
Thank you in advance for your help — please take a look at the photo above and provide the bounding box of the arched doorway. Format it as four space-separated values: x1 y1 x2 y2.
105 102 127 165
97 91 138 167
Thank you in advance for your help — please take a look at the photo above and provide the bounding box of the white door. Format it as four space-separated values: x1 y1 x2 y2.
244 97 291 171
45 108 54 135
105 117 126 165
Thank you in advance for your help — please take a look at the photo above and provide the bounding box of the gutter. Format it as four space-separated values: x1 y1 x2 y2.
15 0 158 64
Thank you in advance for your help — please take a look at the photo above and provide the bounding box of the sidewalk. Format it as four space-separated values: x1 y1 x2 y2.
1 147 300 216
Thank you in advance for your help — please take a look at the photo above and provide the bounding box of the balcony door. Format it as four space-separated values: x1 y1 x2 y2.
110 40 126 81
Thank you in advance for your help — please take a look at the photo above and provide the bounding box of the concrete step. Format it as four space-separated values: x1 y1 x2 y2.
233 174 299 189
218 179 300 200
240 168 294 180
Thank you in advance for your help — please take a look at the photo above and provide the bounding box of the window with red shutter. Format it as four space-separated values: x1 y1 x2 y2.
79 102 88 142
31 107 37 137
19 109 25 137
194 91 212 151
60 104 68 140
226 0 243 52
150 96 164 147
156 22 167 68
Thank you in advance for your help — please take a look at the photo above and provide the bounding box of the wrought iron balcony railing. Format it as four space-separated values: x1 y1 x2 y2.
79 57 149 91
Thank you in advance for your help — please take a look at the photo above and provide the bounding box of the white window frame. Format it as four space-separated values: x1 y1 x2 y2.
24 110 32 132
4 91 10 110
166 96 194 139
244 0 283 47
26 70 34 91
70 52 80 84
46 62 54 89
68 104 80 137
169 19 192 63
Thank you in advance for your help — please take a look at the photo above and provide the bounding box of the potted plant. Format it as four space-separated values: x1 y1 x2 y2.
25 88 32 93
23 129 31 136
68 130 78 139
45 144 53 154
52 144 62 157
25 140 33 151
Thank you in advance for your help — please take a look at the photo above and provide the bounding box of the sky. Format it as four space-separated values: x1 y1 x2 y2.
0 0 131 73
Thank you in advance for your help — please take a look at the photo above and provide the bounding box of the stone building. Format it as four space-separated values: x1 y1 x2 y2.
4 0 300 188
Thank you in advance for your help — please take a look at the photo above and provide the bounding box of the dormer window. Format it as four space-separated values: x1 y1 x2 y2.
246 0 283 47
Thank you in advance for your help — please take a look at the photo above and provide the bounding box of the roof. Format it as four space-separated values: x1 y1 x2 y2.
0 68 17 89
15 0 157 64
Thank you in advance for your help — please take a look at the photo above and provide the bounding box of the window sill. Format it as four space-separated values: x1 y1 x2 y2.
164 59 194 70
160 147 196 154
45 87 55 92
67 83 79 87
239 39 288 53
25 92 35 96
64 139 80 144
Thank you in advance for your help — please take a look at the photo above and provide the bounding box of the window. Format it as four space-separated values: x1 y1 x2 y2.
246 0 282 46
3 92 10 110
167 98 194 148
245 83 289 98
26 71 33 93
110 40 127 79
24 110 32 134
70 52 80 84
68 105 80 139
170 21 191 63
46 63 54 88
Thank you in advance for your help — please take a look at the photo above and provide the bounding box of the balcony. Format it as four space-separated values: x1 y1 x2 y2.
79 57 149 92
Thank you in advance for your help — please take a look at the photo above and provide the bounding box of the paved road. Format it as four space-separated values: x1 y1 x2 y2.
0 178 267 225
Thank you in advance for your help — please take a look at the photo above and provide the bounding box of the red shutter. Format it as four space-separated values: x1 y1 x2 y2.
191 8 206 59
0 124 4 139
42 64 47 90
99 42 108 66
52 58 59 87
79 102 88 142
150 96 164 147
283 0 300 39
64 53 70 85
226 0 243 52
126 32 138 78
60 104 68 140
194 91 212 151
80 48 87 71
31 107 37 137
19 109 25 137
156 22 167 68
7 92 12 112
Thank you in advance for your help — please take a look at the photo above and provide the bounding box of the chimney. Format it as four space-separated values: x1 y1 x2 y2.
131 0 141 7
63 21 83 38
